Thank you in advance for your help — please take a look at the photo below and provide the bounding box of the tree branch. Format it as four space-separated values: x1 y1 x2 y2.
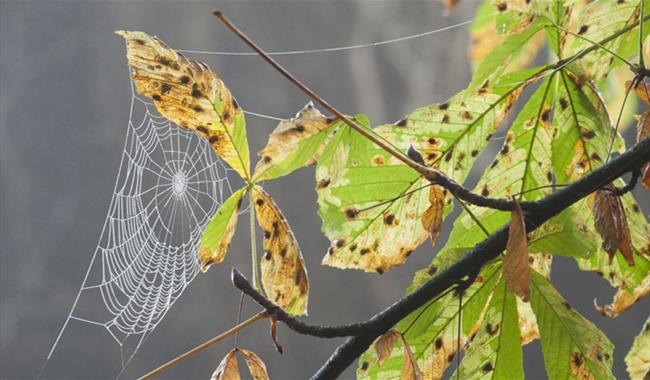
310 137 650 379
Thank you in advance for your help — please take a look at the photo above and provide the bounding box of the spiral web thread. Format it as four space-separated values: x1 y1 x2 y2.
43 78 239 374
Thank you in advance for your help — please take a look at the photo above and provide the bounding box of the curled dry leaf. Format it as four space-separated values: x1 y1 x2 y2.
212 350 240 380
253 186 309 315
592 186 635 266
504 200 531 301
421 185 447 248
117 30 250 178
374 329 423 380
269 316 283 354
238 349 270 380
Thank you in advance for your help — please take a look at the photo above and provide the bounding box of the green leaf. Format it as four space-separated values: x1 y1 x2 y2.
530 271 615 380
565 0 642 80
451 281 524 380
252 103 340 182
198 187 247 271
625 316 650 380
316 70 534 273
468 17 549 92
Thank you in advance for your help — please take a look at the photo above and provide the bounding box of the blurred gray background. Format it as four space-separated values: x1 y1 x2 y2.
1 1 648 379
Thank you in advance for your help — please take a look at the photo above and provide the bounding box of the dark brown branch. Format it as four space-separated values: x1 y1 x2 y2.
310 138 650 380
231 269 369 338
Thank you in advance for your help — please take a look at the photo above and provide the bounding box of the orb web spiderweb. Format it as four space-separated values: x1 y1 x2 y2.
44 78 239 374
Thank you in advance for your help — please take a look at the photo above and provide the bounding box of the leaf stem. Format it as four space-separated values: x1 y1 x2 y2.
249 186 261 291
137 311 268 380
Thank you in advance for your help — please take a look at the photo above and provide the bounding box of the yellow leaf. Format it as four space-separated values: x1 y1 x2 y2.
421 185 447 248
592 186 635 266
253 186 309 315
504 200 531 301
238 349 269 380
212 350 240 380
116 30 250 178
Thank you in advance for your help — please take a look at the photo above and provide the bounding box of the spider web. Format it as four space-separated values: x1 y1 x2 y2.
43 78 239 374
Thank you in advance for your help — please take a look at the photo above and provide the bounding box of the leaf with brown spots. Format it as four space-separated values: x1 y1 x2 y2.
198 188 247 271
252 186 308 315
237 349 269 380
421 185 447 248
117 30 251 179
211 349 240 380
375 330 401 366
592 185 635 266
253 103 339 181
504 201 531 302
530 271 614 379
625 316 650 380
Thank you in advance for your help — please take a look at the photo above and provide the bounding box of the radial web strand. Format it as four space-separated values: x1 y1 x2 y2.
43 79 239 376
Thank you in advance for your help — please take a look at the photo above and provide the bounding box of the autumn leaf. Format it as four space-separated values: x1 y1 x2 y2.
630 80 650 188
253 186 309 315
504 200 531 302
199 188 247 271
421 185 447 248
253 102 338 181
238 349 270 380
625 316 650 380
117 30 251 179
373 330 422 380
212 350 240 380
592 185 635 266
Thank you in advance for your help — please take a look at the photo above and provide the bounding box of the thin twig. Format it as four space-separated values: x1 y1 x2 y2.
138 311 268 380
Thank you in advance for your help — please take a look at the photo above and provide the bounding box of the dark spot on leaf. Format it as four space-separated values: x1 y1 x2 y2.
152 94 162 101
396 118 408 127
160 83 172 93
462 111 472 120
384 214 395 225
191 84 202 98
361 361 369 371
541 108 551 122
428 265 438 275
263 156 272 164
294 124 305 132
349 243 358 252
264 230 271 239
317 179 331 189
196 126 208 134
497 3 507 11
193 106 203 113
180 75 190 84
471 149 479 157
376 268 384 274
345 208 359 220
405 249 413 257
442 114 450 123
327 247 334 256
482 186 490 197
280 246 287 257
360 248 370 255
434 337 443 349
582 130 596 139
590 153 601 161
447 353 455 363
500 144 509 155
563 301 572 309
560 98 568 110
571 352 584 367
272 221 280 238
486 323 499 336
547 171 553 182
632 204 640 213
209 135 220 144
325 116 334 124
335 239 345 248
134 39 146 45
445 150 453 162
427 153 437 161
491 159 499 168
482 362 493 373
264 251 272 260
578 25 589 34
438 102 449 110
256 198 264 206
428 137 437 145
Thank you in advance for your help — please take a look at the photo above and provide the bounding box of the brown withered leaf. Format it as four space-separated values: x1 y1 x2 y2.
253 186 309 315
635 110 650 188
627 80 650 105
269 316 283 354
504 200 531 301
212 350 240 380
421 185 447 248
440 0 460 15
374 329 423 380
592 186 635 266
238 349 270 380
375 330 401 366
117 30 250 179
